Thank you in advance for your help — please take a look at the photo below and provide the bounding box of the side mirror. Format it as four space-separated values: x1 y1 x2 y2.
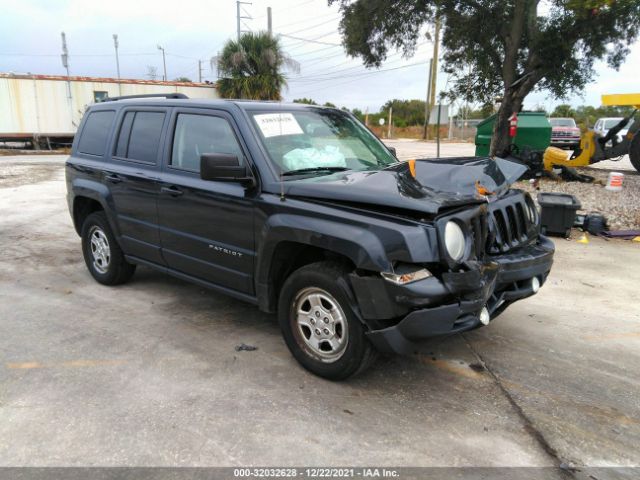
200 153 254 185
388 146 397 158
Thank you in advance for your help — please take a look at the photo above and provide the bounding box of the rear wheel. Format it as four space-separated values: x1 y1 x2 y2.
81 211 136 285
278 261 376 380
629 131 640 173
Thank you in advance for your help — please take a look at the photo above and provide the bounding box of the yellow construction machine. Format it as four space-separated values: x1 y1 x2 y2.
543 93 640 173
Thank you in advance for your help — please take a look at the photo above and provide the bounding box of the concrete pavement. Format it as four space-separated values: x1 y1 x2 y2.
0 153 638 471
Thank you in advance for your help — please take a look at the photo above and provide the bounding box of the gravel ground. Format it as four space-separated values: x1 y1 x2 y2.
517 168 640 231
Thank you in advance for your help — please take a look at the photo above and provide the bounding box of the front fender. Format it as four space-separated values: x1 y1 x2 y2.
258 213 391 275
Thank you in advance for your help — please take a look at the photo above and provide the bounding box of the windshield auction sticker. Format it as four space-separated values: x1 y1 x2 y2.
254 113 304 138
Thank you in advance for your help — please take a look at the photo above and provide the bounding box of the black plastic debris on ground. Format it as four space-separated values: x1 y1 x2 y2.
235 343 258 352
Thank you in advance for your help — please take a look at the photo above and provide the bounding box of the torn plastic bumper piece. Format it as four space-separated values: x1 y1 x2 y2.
359 236 554 355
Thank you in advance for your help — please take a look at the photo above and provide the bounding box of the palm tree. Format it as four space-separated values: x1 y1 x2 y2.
212 32 299 100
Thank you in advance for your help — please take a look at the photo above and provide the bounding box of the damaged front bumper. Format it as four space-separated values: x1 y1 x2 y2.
350 235 555 355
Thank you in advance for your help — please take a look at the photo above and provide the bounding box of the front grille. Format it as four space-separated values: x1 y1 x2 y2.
487 193 533 254
552 131 578 138
469 213 488 259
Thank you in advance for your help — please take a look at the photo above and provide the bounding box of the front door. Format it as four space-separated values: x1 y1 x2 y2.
157 109 255 295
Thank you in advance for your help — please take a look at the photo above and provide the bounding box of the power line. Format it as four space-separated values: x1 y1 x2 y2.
292 61 427 95
292 41 430 78
285 44 339 58
253 0 315 19
289 60 428 85
0 52 158 57
280 17 338 36
279 33 340 47
275 11 339 31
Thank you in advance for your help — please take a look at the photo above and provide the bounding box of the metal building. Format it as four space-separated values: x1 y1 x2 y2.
0 73 218 148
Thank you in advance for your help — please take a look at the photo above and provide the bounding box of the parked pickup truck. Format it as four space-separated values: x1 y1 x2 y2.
549 117 581 149
66 94 554 379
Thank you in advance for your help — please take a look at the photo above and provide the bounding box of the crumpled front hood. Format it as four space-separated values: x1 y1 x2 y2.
284 156 527 215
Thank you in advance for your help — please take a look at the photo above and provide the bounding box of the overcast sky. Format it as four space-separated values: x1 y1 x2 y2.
2 0 639 114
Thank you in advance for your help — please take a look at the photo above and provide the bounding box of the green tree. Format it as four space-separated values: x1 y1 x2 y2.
330 0 640 155
551 104 576 118
381 99 427 126
213 32 299 100
323 102 337 108
351 108 364 121
293 97 318 105
173 77 192 82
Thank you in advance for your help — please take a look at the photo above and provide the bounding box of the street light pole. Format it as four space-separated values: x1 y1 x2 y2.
157 45 167 81
113 34 121 95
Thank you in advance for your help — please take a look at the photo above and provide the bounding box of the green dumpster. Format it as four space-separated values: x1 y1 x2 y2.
474 111 551 156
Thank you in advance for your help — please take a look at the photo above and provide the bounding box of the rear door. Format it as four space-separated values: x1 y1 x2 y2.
157 108 255 295
105 107 168 264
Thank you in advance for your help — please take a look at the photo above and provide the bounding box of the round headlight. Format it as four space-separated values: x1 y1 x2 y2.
444 221 466 262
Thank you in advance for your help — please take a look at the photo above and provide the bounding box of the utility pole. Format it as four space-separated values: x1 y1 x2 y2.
267 6 272 36
236 1 252 41
157 45 167 81
198 60 203 82
422 59 433 140
436 101 442 158
387 107 393 139
429 18 440 112
422 18 440 140
60 32 74 128
113 34 121 95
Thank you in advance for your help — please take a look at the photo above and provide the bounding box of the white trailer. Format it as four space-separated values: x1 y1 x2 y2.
0 73 218 148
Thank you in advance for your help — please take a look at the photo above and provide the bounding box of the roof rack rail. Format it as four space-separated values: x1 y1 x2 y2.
102 93 189 102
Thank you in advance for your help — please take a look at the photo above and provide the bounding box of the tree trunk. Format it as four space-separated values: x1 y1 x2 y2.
490 0 527 157
489 89 524 157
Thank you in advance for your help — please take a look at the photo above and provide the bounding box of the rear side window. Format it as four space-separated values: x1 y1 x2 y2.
114 111 165 163
77 110 115 156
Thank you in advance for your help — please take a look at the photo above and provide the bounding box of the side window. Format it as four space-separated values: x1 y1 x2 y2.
171 114 244 172
114 111 165 163
77 110 115 157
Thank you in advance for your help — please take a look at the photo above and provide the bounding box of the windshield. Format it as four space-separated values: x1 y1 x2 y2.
249 108 397 177
550 118 576 127
603 118 631 129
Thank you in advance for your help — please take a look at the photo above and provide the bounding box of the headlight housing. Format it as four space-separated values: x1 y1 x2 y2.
444 221 466 262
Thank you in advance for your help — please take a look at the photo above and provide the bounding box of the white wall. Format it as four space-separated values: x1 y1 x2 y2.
0 77 218 135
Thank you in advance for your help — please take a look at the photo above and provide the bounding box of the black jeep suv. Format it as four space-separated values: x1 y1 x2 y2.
66 94 554 379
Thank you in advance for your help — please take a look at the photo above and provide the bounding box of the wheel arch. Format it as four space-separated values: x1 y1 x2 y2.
72 196 104 235
69 178 117 236
255 215 390 313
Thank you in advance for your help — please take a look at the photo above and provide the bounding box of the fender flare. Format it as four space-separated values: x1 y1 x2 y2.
255 213 392 312
70 178 119 236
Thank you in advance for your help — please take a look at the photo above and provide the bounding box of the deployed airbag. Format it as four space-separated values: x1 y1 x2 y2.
283 145 347 171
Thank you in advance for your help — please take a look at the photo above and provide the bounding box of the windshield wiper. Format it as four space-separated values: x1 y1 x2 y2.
281 166 350 177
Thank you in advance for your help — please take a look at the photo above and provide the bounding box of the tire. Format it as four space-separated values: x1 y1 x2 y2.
278 261 377 380
630 131 640 174
81 211 136 285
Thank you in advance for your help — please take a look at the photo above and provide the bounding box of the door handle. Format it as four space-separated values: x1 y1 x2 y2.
161 186 184 197
104 173 123 184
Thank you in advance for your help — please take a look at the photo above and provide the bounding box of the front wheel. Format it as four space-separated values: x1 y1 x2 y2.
278 261 377 380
